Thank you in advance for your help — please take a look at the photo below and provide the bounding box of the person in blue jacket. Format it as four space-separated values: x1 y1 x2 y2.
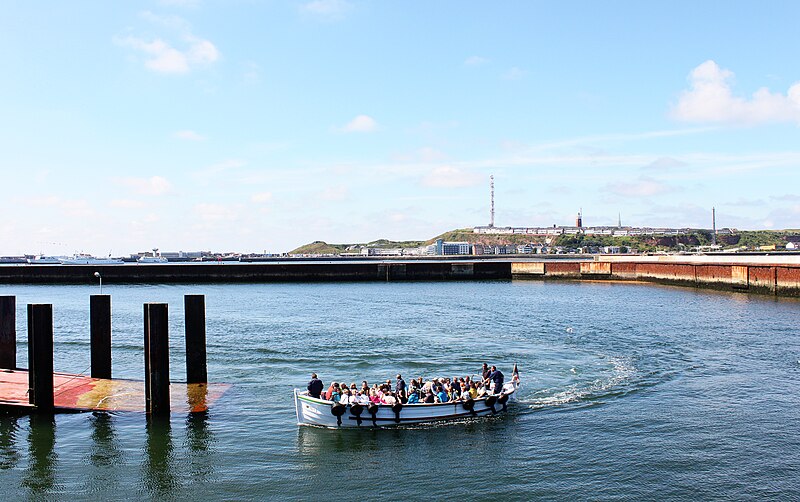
487 366 504 394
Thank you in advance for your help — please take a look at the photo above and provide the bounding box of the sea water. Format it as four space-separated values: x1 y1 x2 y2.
0 280 798 500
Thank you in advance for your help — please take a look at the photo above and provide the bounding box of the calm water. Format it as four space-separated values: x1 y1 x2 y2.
0 280 798 500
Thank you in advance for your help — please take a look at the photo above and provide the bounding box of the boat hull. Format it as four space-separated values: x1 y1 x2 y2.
295 383 518 428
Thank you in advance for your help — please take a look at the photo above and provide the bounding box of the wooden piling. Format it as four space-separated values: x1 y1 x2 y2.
0 296 15 369
144 303 170 416
90 295 112 379
27 304 54 411
184 294 207 384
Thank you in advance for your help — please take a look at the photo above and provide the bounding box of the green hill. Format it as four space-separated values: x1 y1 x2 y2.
289 241 346 255
289 228 800 254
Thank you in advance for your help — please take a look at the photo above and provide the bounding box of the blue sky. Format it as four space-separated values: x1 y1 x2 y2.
2 1 799 255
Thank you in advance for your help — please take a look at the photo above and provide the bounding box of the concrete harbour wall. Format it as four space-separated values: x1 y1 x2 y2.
1 258 799 297
512 260 800 297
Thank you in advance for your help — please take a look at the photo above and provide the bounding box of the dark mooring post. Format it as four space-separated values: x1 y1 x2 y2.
144 303 170 416
184 295 207 384
27 304 54 411
90 295 112 379
0 296 15 369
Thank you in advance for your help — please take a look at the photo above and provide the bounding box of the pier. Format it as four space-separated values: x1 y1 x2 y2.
0 294 229 415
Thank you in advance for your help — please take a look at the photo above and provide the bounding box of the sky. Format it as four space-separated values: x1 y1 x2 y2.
1 1 799 256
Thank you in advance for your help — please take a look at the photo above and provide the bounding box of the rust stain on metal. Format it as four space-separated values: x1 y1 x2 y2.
748 266 776 292
777 267 800 291
580 262 611 275
544 262 581 276
731 266 748 286
511 262 545 275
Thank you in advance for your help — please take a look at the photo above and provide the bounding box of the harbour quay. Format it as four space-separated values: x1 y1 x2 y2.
1 256 799 297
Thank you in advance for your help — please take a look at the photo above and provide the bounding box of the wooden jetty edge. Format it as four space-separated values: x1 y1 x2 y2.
0 294 230 415
0 369 229 413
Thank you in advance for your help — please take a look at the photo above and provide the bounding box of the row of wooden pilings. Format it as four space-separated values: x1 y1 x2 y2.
0 294 207 416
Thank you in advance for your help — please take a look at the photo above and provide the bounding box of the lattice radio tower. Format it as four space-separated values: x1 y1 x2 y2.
490 175 495 227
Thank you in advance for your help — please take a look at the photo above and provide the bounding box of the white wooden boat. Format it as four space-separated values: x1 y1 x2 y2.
294 381 519 428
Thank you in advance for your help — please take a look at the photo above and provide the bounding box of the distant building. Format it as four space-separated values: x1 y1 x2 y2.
442 242 471 255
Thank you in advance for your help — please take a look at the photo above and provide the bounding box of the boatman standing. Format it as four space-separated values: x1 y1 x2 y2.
308 373 324 398
487 366 504 395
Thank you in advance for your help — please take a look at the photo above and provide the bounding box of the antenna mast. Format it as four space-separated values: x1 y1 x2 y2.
712 207 717 246
490 175 495 227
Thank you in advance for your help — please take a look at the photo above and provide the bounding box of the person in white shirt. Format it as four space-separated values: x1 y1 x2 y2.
339 389 356 405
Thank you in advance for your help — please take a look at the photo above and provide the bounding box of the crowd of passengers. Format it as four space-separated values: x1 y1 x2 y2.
307 364 516 405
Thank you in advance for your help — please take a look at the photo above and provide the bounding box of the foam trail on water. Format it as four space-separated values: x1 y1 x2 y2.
523 355 637 409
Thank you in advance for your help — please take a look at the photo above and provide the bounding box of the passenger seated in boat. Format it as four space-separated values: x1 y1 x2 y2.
407 389 420 404
408 379 419 397
446 383 458 401
435 386 449 403
475 382 487 398
339 388 355 405
460 386 472 401
423 390 435 403
468 382 478 399
360 381 370 396
325 382 340 401
382 391 397 406
369 387 381 404
356 391 370 405
331 385 343 403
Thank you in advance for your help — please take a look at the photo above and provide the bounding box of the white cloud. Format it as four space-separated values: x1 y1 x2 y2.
464 56 488 67
117 36 189 73
301 0 351 19
251 192 273 203
341 114 378 133
117 176 172 196
421 166 483 188
174 129 206 141
115 14 219 74
604 177 673 198
672 60 800 124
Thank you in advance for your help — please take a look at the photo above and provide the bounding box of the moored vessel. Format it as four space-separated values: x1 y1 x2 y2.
60 254 124 265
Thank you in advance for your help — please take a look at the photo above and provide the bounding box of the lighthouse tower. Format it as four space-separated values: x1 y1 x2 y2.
576 209 583 228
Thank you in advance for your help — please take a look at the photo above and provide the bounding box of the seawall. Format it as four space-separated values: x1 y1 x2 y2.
512 259 800 297
1 257 799 297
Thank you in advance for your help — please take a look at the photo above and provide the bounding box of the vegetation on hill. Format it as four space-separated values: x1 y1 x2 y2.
289 241 346 255
289 229 800 255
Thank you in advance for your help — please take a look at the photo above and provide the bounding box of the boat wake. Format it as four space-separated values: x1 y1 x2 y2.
521 355 638 410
